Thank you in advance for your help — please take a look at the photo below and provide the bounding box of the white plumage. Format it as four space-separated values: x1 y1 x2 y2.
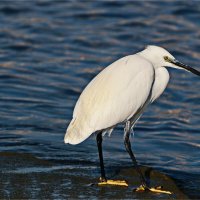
64 45 200 192
64 45 199 145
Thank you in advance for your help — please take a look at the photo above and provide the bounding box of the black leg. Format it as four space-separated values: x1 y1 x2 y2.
96 131 106 182
124 121 147 188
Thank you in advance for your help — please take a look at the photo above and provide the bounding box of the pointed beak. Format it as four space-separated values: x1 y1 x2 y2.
171 59 200 76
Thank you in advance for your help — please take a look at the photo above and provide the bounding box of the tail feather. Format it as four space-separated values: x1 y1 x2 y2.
64 118 93 145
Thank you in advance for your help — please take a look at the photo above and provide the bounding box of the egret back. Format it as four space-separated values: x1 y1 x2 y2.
64 54 155 145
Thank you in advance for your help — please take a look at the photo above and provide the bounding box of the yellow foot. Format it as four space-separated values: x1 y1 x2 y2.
98 179 128 187
135 185 172 194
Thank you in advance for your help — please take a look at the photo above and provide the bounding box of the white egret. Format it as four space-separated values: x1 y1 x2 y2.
64 45 200 193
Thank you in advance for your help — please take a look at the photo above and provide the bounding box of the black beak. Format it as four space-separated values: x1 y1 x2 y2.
171 60 200 76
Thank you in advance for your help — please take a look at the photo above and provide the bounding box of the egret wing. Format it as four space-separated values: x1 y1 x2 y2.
73 54 155 133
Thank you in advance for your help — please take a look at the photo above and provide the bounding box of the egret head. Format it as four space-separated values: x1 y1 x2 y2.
139 45 200 76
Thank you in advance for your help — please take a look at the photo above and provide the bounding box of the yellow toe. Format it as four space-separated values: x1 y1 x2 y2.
135 185 146 192
149 187 172 194
98 179 128 187
135 185 172 194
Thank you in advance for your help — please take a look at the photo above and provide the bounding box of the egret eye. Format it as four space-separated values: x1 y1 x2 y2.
164 56 169 61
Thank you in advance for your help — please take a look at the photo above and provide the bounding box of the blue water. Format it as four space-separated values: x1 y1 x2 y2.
0 1 200 199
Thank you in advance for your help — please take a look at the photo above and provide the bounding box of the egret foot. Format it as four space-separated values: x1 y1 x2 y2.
134 185 172 194
98 179 128 187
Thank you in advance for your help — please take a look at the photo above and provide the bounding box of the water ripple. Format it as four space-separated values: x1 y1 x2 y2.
0 1 200 199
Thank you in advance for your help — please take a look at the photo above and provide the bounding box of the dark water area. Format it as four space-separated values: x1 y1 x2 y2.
0 1 200 199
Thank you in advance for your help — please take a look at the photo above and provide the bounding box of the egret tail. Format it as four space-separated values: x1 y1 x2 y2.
64 118 93 145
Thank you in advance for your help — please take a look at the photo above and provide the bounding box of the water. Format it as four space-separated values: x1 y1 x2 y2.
0 1 200 199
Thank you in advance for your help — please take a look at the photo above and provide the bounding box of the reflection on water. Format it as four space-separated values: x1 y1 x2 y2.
0 1 200 199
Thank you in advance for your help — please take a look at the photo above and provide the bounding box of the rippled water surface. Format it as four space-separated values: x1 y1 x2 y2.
0 1 200 199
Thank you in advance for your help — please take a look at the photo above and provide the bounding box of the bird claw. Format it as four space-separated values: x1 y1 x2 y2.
134 185 172 194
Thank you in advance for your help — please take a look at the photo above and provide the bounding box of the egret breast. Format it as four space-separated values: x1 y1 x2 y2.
150 67 169 102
